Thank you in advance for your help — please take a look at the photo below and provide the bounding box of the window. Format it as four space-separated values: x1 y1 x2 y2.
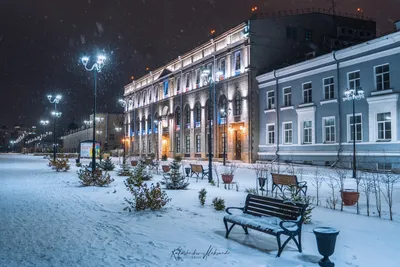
185 106 191 125
185 73 191 91
267 124 275 144
176 108 181 128
195 105 201 126
149 90 152 102
148 138 151 153
283 122 292 144
305 29 313 41
348 71 360 90
267 91 275 109
147 119 151 134
286 26 297 40
234 51 241 74
323 77 335 100
377 113 391 141
186 136 190 153
348 114 362 142
221 132 227 153
155 87 159 101
195 69 200 88
283 87 292 106
163 80 169 96
323 117 336 143
303 121 312 144
234 94 242 116
176 77 181 94
375 64 390 91
302 82 312 103
196 135 201 153
108 133 115 141
176 134 181 153
218 58 226 80
142 139 145 153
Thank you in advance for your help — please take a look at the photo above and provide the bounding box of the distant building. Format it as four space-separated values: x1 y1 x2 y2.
122 10 376 162
256 26 400 169
0 126 12 152
61 113 124 153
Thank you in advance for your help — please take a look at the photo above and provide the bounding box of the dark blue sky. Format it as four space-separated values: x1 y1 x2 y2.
0 0 398 130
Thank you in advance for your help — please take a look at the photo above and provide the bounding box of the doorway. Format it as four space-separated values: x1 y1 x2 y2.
234 130 242 160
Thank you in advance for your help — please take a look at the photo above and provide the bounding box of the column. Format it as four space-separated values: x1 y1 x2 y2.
201 106 206 158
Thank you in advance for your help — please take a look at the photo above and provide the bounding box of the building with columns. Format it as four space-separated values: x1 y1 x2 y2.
122 11 375 163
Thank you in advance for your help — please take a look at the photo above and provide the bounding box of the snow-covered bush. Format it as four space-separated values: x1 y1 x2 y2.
245 188 259 195
198 188 207 206
124 178 170 211
117 164 132 176
212 197 225 211
77 167 114 187
49 158 70 172
281 186 314 224
126 159 152 184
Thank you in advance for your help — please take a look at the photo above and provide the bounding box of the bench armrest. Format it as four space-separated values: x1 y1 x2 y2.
279 217 301 233
298 181 307 187
225 207 244 215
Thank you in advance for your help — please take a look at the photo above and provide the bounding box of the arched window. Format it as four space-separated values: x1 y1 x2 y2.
147 115 151 134
185 105 191 126
141 117 146 135
143 92 146 105
149 89 152 102
195 103 201 128
234 94 242 116
175 107 181 128
136 117 140 135
154 113 159 133
218 95 227 124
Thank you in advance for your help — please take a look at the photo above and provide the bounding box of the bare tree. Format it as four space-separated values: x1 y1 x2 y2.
212 163 220 188
325 174 339 210
334 166 349 211
360 171 373 216
381 170 399 220
372 171 382 218
311 166 323 206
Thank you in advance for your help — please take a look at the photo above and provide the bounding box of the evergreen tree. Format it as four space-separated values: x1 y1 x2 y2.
164 160 189 189
100 157 115 171
126 159 152 185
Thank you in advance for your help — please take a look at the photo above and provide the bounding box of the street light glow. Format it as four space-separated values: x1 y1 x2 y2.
81 56 89 65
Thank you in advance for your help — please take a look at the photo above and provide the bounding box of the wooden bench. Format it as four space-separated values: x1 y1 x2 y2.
190 164 208 179
271 173 307 197
223 194 307 257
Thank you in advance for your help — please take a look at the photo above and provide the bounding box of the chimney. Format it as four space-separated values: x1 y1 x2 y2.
395 21 400 31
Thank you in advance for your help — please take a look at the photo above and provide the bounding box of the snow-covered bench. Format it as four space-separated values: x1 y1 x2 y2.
223 194 307 257
271 173 308 197
190 164 208 179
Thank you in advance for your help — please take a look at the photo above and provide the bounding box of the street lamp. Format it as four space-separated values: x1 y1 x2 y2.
40 120 49 152
10 140 15 152
220 107 231 166
202 68 214 183
81 54 106 173
343 87 364 178
48 94 62 161
154 119 159 160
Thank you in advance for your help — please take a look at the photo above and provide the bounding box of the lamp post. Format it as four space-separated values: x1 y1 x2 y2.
51 111 62 159
10 140 15 152
81 55 106 173
154 119 159 160
40 120 49 152
343 87 364 178
47 94 62 161
202 68 214 183
220 107 231 166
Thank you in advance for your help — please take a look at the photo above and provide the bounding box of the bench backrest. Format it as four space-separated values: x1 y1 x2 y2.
191 164 203 173
271 173 298 186
244 194 306 221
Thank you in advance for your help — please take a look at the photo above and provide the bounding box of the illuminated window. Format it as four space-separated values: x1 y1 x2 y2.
234 51 241 74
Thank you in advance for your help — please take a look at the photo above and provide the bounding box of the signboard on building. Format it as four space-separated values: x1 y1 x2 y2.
80 141 100 158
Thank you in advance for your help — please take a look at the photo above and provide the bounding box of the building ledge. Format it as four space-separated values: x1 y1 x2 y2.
264 109 276 114
280 106 294 111
371 89 393 96
298 102 315 108
320 99 338 105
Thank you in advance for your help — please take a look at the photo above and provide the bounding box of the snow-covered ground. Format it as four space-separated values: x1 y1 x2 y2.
0 154 399 267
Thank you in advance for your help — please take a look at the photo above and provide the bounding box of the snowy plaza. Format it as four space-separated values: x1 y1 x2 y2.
0 154 399 267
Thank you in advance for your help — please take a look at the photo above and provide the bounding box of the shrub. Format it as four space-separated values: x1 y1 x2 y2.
117 164 132 176
245 188 259 195
126 159 152 184
49 158 70 172
281 186 314 224
198 188 207 206
161 154 168 161
124 177 171 211
99 157 115 171
174 154 182 162
76 162 82 167
77 167 114 187
212 197 225 211
163 160 189 190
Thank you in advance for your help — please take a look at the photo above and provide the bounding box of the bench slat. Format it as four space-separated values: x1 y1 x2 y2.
271 173 299 186
247 195 305 211
247 198 302 212
247 201 301 218
245 207 296 221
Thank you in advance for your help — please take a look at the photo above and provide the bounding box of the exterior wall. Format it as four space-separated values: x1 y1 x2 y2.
62 113 124 153
257 30 400 168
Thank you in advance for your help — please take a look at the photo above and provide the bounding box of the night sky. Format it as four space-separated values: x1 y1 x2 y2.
0 0 398 130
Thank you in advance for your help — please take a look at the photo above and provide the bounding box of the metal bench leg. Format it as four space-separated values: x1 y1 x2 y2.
278 235 295 257
276 234 283 257
297 231 302 253
242 226 248 234
224 219 236 238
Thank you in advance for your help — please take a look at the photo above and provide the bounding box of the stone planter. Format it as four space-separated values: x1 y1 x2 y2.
162 165 170 173
340 189 360 206
222 174 234 184
314 227 339 267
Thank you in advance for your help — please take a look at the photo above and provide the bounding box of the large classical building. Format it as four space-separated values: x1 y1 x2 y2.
257 23 400 168
123 11 375 162
61 113 124 153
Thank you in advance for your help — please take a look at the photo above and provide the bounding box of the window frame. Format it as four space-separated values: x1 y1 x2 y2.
377 112 392 141
303 121 312 144
266 123 275 145
234 94 242 116
283 122 293 144
323 116 336 143
176 134 181 153
374 64 390 91
347 113 363 142
233 50 241 74
302 82 312 104
267 90 275 110
196 134 201 153
185 135 190 153
347 70 361 90
323 77 335 100
283 87 292 107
